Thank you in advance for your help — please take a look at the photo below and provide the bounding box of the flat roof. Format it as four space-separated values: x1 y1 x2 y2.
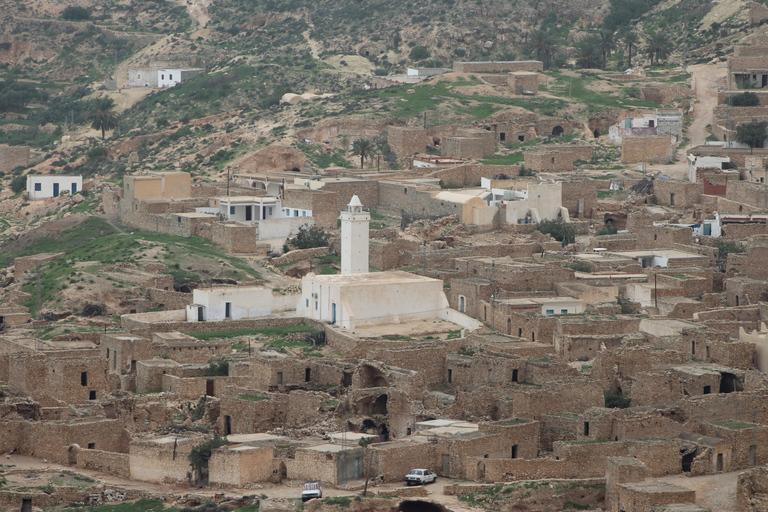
306 270 441 286
228 433 284 444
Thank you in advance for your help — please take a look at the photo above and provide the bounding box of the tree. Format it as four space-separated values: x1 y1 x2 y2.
90 97 118 140
645 31 671 66
598 30 615 67
10 175 26 194
728 92 760 107
409 46 430 61
575 36 600 69
622 31 639 68
61 6 91 20
188 435 228 481
284 224 329 251
735 120 768 148
535 218 575 245
529 30 553 65
351 138 374 168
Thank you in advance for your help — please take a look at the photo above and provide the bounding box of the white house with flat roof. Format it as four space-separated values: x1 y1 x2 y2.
186 286 297 322
26 175 82 200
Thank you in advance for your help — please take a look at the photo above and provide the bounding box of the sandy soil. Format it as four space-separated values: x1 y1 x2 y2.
656 471 739 512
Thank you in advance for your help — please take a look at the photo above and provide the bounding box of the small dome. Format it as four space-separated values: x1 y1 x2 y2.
348 195 362 207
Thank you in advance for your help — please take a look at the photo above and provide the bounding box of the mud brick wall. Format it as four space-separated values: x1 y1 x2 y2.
750 2 768 24
456 128 495 156
369 441 436 482
480 420 540 459
24 419 129 464
206 223 260 254
561 180 598 219
0 144 30 172
367 345 447 388
481 74 509 86
370 239 420 270
727 180 768 210
540 414 579 451
446 353 525 392
442 136 490 159
76 449 130 478
506 381 603 419
121 313 321 337
321 179 379 210
130 437 199 484
209 445 273 486
436 431 511 478
634 225 693 249
147 288 192 309
702 422 768 471
682 392 768 428
726 277 768 308
508 72 539 94
621 136 674 164
454 61 544 73
428 163 520 187
524 151 575 172
388 126 428 158
640 86 691 106
14 252 65 278
652 180 702 208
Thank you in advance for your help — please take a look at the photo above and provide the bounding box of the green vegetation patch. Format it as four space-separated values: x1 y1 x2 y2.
713 421 758 430
190 324 317 341
64 499 177 512
236 394 269 402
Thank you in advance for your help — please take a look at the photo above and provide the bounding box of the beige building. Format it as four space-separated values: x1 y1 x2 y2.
123 171 192 202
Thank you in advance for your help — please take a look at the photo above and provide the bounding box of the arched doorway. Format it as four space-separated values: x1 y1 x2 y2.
552 126 564 137
477 461 486 482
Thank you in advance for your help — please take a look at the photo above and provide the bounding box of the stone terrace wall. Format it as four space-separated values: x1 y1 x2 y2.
453 61 544 73
147 288 192 310
621 136 675 164
121 315 323 337
76 449 130 478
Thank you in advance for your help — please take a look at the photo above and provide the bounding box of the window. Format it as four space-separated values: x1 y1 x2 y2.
545 309 555 315
277 371 283 384
302 211 307 216
315 301 318 310
169 74 173 80
561 309 568 314
584 422 590 436
499 132 506 141
305 368 311 382
81 372 88 386
88 443 95 449
268 207 273 215
230 206 235 214
511 445 518 458
306 299 309 307
225 302 232 318
161 74 164 80
34 183 41 191
294 210 299 216
512 369 518 382
459 295 466 313
89 390 96 400
177 216 181 223
447 369 452 383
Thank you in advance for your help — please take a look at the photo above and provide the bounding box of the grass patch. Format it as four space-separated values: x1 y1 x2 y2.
481 152 524 165
190 324 317 341
713 421 757 430
236 394 269 402
64 499 176 512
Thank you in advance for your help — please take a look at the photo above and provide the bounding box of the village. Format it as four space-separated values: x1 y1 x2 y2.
3 3 768 512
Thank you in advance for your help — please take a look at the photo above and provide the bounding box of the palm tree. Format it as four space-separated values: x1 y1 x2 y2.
622 31 639 68
598 30 615 68
529 30 551 63
576 38 599 69
91 97 118 140
645 31 671 66
351 138 374 168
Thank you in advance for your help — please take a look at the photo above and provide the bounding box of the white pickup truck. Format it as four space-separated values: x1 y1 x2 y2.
405 469 437 485
301 481 323 501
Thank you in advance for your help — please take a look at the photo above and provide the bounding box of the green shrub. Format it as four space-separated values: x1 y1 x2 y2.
204 356 229 376
596 224 619 235
605 390 631 408
285 224 329 251
409 46 430 61
728 92 760 107
188 434 228 471
10 175 26 194
535 218 575 245
61 6 91 20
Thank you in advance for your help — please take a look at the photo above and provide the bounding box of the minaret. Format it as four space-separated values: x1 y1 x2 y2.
340 195 370 275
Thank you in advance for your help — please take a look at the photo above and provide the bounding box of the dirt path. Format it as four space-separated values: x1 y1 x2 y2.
688 62 728 149
656 471 739 511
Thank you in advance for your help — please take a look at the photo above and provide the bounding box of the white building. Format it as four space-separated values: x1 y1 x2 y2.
502 181 569 224
497 297 584 316
340 195 369 275
26 175 82 200
186 286 297 322
128 67 203 88
297 195 481 330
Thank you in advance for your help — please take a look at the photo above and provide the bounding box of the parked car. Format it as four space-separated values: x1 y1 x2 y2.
301 481 323 501
405 469 437 485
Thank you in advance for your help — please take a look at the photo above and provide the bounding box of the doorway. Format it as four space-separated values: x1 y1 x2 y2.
442 454 450 474
206 379 215 396
245 206 252 221
53 183 60 197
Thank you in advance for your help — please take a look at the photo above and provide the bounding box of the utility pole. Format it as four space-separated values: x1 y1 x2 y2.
226 166 230 197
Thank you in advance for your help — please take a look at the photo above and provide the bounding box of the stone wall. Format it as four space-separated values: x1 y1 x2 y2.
388 126 428 159
428 164 520 187
442 137 491 159
320 179 379 210
621 136 676 164
14 252 65 278
561 180 598 219
0 144 30 173
453 61 544 73
147 288 192 310
75 448 131 478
